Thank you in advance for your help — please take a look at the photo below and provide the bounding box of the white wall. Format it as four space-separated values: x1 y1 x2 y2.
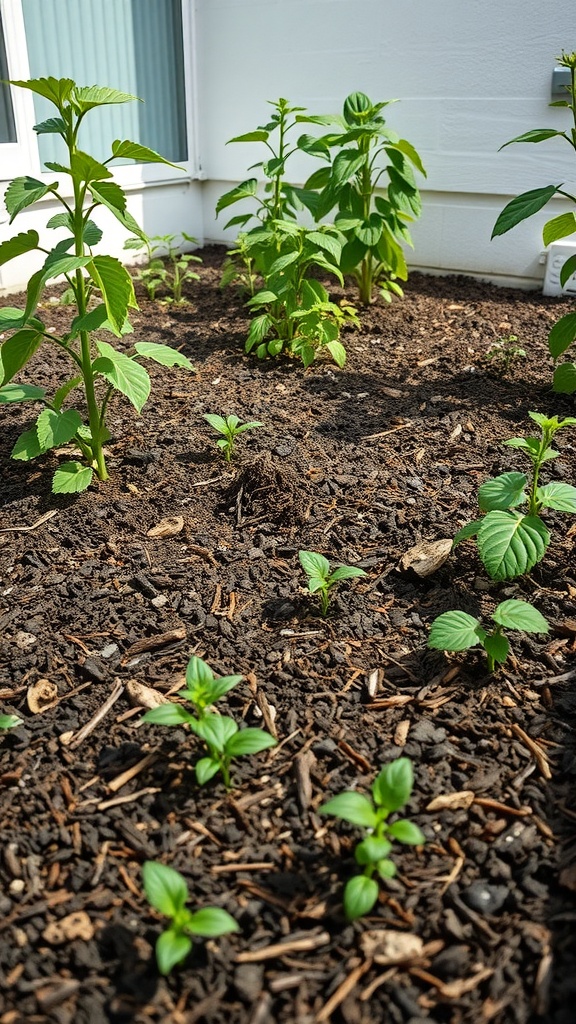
196 0 576 287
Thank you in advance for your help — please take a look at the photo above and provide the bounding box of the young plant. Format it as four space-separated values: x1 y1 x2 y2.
219 234 259 297
143 655 276 788
0 77 193 494
142 861 238 975
320 757 425 920
428 599 549 674
492 50 576 392
484 334 526 375
0 714 22 731
124 232 201 303
298 550 367 616
454 412 576 580
203 413 263 462
299 91 426 305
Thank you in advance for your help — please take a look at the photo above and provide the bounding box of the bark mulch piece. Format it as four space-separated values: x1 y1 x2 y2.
1 245 575 1024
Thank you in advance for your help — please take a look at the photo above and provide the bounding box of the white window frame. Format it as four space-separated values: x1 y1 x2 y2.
0 0 198 199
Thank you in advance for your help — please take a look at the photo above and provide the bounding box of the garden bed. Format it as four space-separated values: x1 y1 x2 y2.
1 246 575 1024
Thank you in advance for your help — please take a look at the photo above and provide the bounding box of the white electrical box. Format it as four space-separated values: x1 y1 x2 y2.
543 241 576 296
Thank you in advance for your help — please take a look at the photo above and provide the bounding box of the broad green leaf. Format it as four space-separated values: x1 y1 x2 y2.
143 704 195 727
329 565 367 583
70 151 112 184
88 180 145 239
36 408 82 451
543 211 576 246
484 632 510 665
428 610 485 652
53 375 82 411
500 128 566 147
89 255 136 335
552 362 576 393
356 214 383 247
372 758 414 811
491 185 560 238
267 251 300 276
92 341 151 413
12 427 42 461
186 907 239 938
537 481 576 513
216 179 258 216
305 231 342 263
4 177 59 222
355 836 392 866
303 166 332 191
195 757 221 785
0 383 45 403
33 116 67 135
343 875 379 921
134 342 194 371
143 861 188 917
155 929 191 976
325 339 347 368
52 462 93 494
476 511 549 580
549 313 576 358
0 328 43 385
395 138 427 176
299 550 330 580
228 130 269 144
331 149 366 187
452 519 483 546
184 655 214 690
478 472 527 511
111 139 184 170
246 314 273 352
0 230 40 267
70 304 109 336
42 252 91 282
0 714 22 730
387 820 426 845
319 792 378 828
194 714 238 751
9 77 75 108
225 728 276 757
44 161 70 174
73 85 138 112
376 859 397 881
561 253 576 288
47 212 73 230
203 413 228 434
234 420 263 434
492 599 549 633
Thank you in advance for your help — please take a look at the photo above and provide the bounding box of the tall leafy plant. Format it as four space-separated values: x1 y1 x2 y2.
0 77 193 493
492 50 576 393
299 91 426 304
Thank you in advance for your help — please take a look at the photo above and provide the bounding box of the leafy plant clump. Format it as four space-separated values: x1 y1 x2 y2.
0 77 194 494
124 231 201 303
300 90 426 305
429 599 549 673
484 334 526 375
492 50 576 392
320 757 425 920
298 550 367 616
454 412 576 580
143 655 276 788
203 413 263 462
142 861 238 975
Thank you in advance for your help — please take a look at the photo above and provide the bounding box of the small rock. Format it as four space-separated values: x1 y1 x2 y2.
461 881 509 914
151 595 168 609
99 643 119 659
234 963 264 1002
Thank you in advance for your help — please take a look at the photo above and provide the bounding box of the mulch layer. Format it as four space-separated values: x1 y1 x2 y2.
1 246 576 1024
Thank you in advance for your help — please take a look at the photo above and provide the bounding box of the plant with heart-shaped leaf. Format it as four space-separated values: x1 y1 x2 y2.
143 655 276 788
299 550 367 616
428 599 549 674
491 51 576 392
203 413 263 462
319 757 425 920
453 412 576 580
0 77 194 494
142 861 239 975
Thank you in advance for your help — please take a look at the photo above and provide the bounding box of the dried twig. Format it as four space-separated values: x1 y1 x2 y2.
61 680 124 749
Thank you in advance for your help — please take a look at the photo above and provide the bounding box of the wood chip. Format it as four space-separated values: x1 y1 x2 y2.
394 719 410 746
293 749 316 811
426 791 475 812
42 911 93 944
60 680 124 749
146 516 184 538
123 626 186 660
107 751 159 793
399 538 453 577
510 723 552 779
316 959 371 1021
125 679 170 710
0 509 58 534
236 930 330 963
27 679 58 715
360 930 424 965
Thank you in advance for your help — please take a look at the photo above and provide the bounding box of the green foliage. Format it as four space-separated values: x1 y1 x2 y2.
0 77 194 493
484 335 526 375
320 757 425 920
492 51 576 390
124 232 201 303
0 714 22 731
299 91 426 305
298 550 367 615
429 599 549 673
454 412 576 579
143 655 276 788
203 413 263 461
216 99 359 367
142 861 238 975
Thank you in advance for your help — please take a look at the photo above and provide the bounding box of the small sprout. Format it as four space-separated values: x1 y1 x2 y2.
428 599 549 673
320 757 425 920
142 861 239 975
143 656 276 788
485 335 526 375
203 413 263 462
298 550 367 616
0 714 22 731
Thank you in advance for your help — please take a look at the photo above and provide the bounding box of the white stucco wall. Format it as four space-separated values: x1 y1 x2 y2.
196 0 576 287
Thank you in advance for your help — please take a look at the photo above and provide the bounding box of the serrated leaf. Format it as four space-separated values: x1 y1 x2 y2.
0 230 40 267
428 610 485 652
319 792 378 828
9 76 75 108
52 462 93 494
0 383 45 403
33 116 67 135
216 179 258 216
11 426 43 461
343 875 379 921
70 150 112 184
552 361 576 393
36 408 82 451
476 511 549 580
73 85 138 112
492 599 549 633
484 632 510 665
543 211 576 246
0 328 43 385
143 861 188 917
89 255 135 335
537 481 576 513
478 472 527 511
92 341 150 413
548 312 576 358
111 139 184 170
491 185 560 238
88 180 145 239
4 177 58 222
134 342 194 371
299 550 330 580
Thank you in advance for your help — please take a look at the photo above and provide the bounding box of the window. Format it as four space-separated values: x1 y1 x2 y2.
0 14 16 144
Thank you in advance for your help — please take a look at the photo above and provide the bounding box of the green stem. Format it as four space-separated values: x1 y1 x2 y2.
358 137 373 304
528 425 553 515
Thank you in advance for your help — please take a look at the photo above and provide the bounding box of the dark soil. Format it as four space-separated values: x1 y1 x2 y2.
1 246 576 1024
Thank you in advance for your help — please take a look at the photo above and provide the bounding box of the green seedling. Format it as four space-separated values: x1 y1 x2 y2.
484 335 526 375
428 599 549 674
143 655 276 788
492 50 576 392
298 550 367 616
220 234 260 297
454 412 576 580
124 232 201 303
0 714 22 731
203 413 263 461
142 861 238 975
320 757 425 920
0 77 193 493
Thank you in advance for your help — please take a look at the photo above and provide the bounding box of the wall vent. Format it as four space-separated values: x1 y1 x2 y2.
543 241 576 296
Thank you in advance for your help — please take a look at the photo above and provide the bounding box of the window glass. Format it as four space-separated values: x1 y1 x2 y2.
0 14 17 143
